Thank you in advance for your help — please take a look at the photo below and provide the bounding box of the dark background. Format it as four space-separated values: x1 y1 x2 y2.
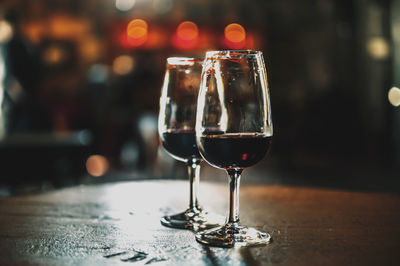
0 0 399 194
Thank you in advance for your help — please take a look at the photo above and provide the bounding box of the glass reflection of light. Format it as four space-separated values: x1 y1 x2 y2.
0 43 5 138
86 155 109 177
214 60 228 132
113 55 135 75
116 0 136 11
388 87 400 107
196 59 228 134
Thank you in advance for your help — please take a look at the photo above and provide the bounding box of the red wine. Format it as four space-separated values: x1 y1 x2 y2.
199 133 271 169
161 130 201 162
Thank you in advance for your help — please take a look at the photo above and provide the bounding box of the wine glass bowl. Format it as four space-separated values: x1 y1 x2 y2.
159 57 203 164
158 57 225 231
195 50 273 247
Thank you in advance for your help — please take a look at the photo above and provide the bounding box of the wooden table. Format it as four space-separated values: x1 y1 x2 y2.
0 180 399 265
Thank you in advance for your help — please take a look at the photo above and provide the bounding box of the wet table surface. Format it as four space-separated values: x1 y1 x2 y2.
0 180 400 265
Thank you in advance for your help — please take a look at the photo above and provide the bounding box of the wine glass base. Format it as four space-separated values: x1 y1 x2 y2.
195 223 272 248
161 208 225 231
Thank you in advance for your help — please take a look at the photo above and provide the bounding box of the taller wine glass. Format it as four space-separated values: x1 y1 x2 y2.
195 50 273 247
158 57 223 231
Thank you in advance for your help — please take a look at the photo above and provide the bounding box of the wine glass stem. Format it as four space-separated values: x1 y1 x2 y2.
188 158 201 210
227 169 242 224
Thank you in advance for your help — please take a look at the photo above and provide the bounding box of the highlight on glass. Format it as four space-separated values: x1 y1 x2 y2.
195 50 273 247
158 57 225 231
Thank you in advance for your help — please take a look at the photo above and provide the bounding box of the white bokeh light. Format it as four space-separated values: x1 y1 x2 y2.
115 0 136 11
388 87 400 107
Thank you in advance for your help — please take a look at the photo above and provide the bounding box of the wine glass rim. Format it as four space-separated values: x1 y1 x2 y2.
205 50 262 59
167 57 203 65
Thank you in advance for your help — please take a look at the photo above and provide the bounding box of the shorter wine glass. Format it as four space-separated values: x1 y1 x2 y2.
195 50 273 247
158 57 225 231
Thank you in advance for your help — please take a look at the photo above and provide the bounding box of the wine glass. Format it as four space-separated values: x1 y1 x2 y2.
195 50 273 247
158 57 224 231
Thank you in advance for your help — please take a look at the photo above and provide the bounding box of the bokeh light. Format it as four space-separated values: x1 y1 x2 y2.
116 0 136 11
49 15 89 40
113 55 135 75
0 20 13 43
42 45 67 65
177 21 198 41
388 87 400 107
126 19 148 47
86 155 109 177
172 21 199 50
367 37 390 59
79 37 102 62
224 23 246 49
22 22 43 43
88 64 109 84
225 23 246 43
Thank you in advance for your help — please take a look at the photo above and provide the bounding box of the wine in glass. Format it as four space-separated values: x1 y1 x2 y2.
195 50 273 247
158 57 224 231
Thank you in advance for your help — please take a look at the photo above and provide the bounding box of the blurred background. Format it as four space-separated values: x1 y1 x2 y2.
0 0 399 195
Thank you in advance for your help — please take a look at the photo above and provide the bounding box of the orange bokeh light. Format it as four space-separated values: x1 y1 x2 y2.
126 19 148 47
127 19 148 38
172 21 199 50
225 23 246 43
177 21 199 41
224 23 246 49
86 155 109 177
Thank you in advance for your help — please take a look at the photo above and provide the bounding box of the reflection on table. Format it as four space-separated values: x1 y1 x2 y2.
0 180 399 265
